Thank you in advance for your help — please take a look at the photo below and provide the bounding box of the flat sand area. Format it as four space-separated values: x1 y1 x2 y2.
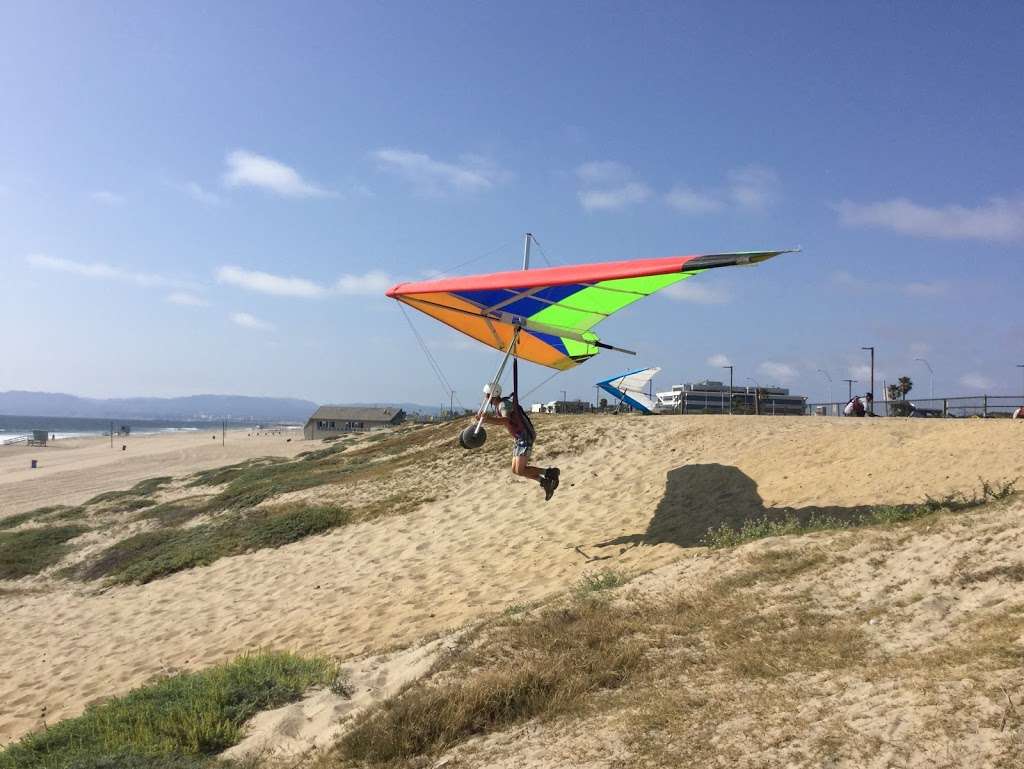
0 429 305 517
2 415 1022 744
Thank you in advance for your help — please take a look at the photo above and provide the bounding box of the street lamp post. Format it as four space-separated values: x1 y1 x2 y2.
1017 364 1024 396
723 365 734 415
817 369 832 406
861 346 875 414
746 376 760 416
915 358 934 400
842 378 857 400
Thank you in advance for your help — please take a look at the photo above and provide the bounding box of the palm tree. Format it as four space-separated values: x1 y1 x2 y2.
898 376 913 399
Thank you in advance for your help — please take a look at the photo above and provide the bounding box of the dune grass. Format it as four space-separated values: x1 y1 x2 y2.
0 506 86 530
179 429 436 512
78 503 351 584
330 547 873 767
703 478 1019 549
337 598 649 764
0 651 340 769
0 525 89 579
573 568 630 596
84 477 173 508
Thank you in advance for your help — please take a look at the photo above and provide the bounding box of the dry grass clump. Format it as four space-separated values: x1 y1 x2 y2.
705 478 1019 548
336 598 650 764
327 548 858 767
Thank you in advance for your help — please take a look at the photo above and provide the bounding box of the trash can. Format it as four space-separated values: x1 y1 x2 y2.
31 459 38 469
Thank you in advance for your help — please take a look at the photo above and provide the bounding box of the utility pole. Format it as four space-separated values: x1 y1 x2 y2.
842 379 857 400
746 376 760 415
722 365 734 415
915 358 934 400
861 346 875 414
817 369 832 406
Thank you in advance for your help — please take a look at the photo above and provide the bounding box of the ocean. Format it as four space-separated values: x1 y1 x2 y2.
0 414 259 444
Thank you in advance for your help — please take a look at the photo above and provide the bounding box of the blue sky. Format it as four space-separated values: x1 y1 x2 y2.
2 1 1022 407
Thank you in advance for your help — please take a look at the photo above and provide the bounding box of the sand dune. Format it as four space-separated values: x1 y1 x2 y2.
1 415 1022 746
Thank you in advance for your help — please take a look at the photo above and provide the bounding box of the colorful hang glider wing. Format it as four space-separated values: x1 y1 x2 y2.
598 366 661 414
386 250 792 371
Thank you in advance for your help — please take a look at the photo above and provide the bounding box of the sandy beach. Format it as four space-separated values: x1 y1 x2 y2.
0 428 305 518
2 414 1023 749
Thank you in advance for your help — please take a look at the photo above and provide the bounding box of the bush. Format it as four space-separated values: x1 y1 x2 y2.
0 652 338 769
0 526 88 579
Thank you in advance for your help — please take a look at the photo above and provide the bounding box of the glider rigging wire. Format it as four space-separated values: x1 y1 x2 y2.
398 302 463 408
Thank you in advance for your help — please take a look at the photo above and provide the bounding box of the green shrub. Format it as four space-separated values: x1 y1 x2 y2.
0 526 88 579
0 652 338 769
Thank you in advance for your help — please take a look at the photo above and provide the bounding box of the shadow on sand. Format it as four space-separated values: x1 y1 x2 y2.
591 463 896 553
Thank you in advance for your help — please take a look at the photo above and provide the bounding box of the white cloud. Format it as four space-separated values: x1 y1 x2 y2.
579 182 652 212
217 265 392 298
959 373 992 390
904 281 948 297
223 150 330 198
831 270 868 291
372 148 508 195
707 353 732 367
759 361 798 383
662 280 731 304
230 312 274 331
26 253 192 289
663 165 780 216
909 342 932 357
90 190 125 206
665 185 723 214
166 292 208 307
833 272 947 299
575 161 633 185
334 271 392 295
847 364 886 384
217 265 326 298
835 197 1024 242
182 181 223 206
727 166 780 211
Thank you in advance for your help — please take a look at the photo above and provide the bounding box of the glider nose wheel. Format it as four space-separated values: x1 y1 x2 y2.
459 425 487 450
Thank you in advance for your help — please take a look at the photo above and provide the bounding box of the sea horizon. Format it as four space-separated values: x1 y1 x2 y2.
0 414 299 443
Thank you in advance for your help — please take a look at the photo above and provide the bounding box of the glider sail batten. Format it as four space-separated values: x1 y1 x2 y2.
387 250 791 370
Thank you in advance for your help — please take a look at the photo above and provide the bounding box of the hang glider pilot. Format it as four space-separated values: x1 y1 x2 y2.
479 383 560 501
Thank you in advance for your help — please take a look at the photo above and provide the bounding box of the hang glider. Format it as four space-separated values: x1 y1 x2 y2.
386 250 793 371
598 367 661 414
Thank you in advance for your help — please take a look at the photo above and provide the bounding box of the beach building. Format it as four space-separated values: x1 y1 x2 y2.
655 379 806 415
303 406 405 439
531 399 593 414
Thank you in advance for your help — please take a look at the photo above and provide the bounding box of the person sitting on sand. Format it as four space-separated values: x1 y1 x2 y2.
1014 405 1024 420
479 384 560 500
844 395 866 417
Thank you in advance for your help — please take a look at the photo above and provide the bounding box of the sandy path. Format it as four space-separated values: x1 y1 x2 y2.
1 416 1022 743
0 429 306 517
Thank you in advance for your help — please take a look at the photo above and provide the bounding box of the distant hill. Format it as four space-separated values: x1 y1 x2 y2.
0 391 319 423
0 391 446 422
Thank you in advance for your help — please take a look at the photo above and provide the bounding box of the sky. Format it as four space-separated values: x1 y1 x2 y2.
1 1 1022 408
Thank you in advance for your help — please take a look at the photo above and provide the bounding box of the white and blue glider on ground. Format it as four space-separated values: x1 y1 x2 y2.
597 367 661 414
